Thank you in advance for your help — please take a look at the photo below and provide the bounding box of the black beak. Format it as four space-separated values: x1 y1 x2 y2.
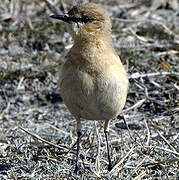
50 14 72 23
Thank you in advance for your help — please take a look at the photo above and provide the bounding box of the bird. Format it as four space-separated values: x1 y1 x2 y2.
50 3 128 173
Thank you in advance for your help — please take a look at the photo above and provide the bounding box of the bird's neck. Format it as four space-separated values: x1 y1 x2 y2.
73 32 113 49
67 33 117 75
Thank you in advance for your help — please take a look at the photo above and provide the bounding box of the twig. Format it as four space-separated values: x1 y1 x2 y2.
133 171 146 180
174 83 179 91
17 76 24 90
121 114 141 146
129 71 179 79
126 156 147 180
142 145 179 156
121 114 133 139
157 130 177 153
129 27 150 43
108 145 135 176
19 126 97 162
122 98 146 113
144 119 150 146
133 79 149 98
19 126 70 152
142 157 179 168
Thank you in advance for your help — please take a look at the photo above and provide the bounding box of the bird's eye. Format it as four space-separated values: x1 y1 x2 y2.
81 16 92 23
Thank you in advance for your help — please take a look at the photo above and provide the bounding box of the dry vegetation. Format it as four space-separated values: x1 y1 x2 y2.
0 0 179 179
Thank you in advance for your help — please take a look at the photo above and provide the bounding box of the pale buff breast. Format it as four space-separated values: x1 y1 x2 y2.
59 48 128 121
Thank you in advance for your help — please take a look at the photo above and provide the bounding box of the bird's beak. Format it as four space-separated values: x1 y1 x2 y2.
50 14 72 23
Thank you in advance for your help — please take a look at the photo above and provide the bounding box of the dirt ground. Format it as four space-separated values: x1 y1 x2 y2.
0 0 179 179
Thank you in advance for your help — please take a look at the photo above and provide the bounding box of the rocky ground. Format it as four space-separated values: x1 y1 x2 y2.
0 0 179 179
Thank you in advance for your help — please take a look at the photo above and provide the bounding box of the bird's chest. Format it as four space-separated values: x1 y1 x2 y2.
60 66 124 120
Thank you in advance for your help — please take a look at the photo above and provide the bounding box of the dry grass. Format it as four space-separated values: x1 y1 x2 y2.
0 0 179 179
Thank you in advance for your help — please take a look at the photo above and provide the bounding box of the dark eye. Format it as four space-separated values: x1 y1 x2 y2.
81 16 92 23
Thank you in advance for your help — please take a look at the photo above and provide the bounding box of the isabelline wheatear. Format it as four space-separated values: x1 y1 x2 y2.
51 3 128 173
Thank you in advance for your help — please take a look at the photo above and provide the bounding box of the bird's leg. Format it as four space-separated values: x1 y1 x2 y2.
104 120 112 171
74 119 82 173
104 131 112 171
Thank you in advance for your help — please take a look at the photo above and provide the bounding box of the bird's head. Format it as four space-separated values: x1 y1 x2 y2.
50 3 111 41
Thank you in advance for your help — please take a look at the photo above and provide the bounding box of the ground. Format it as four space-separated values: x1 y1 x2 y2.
0 0 179 179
